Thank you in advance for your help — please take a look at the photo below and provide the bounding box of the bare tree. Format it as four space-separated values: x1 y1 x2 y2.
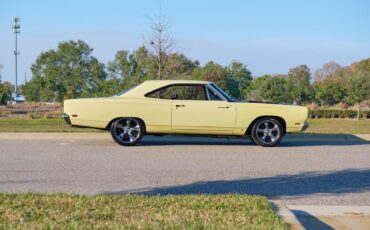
314 61 341 82
146 9 176 80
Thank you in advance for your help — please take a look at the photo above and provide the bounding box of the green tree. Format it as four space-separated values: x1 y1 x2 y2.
21 76 44 101
287 65 311 103
312 61 353 105
23 40 106 102
225 61 252 100
131 46 157 83
345 58 370 118
105 47 157 96
107 50 132 81
192 61 227 89
0 81 13 105
262 75 290 102
314 80 346 105
247 75 268 101
248 75 290 103
106 49 134 95
162 53 199 80
346 58 370 103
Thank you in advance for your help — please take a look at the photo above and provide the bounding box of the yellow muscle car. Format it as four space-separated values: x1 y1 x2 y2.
63 80 308 147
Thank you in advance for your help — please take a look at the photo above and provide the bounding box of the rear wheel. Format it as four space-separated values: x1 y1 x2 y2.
110 118 144 146
251 118 283 147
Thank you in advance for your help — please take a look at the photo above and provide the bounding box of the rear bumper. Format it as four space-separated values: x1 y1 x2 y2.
62 113 71 125
300 122 309 131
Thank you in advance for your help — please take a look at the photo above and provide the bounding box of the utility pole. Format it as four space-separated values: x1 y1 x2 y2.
24 72 27 84
12 16 20 95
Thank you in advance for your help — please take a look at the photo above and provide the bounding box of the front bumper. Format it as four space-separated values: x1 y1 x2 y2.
301 122 309 131
62 113 71 125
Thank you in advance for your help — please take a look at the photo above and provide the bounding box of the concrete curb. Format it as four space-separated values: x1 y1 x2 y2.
285 133 370 141
287 205 370 230
354 134 370 141
270 200 304 230
287 205 370 216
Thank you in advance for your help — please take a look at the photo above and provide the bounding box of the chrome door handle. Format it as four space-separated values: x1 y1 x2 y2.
218 106 230 109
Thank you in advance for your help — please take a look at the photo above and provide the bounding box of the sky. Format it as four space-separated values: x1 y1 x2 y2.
1 0 370 85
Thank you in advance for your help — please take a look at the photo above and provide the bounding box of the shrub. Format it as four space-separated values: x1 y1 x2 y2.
344 110 357 118
308 109 369 119
0 110 10 117
44 111 63 119
27 111 44 119
361 110 370 118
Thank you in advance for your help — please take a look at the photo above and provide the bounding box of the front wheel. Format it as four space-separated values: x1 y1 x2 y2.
111 118 144 146
251 118 283 147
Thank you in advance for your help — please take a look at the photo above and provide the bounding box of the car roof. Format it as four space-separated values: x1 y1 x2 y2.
121 80 211 98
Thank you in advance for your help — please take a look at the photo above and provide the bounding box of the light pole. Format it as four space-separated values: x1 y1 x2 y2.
12 16 20 95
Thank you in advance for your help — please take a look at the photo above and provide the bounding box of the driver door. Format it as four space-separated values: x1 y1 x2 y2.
166 84 236 134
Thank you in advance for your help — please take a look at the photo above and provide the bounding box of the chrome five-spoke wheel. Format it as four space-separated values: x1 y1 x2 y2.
110 118 144 146
251 118 283 147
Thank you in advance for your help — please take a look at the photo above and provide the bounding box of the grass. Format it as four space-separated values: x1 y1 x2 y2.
305 119 370 134
0 117 369 134
0 118 104 132
0 193 288 229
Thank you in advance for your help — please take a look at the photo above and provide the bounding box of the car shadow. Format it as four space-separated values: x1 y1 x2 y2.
290 210 335 230
102 168 370 199
138 134 370 147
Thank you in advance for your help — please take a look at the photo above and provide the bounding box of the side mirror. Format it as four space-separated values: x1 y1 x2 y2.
171 94 178 100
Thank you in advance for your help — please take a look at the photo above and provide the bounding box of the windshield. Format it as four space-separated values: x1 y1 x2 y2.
210 83 234 102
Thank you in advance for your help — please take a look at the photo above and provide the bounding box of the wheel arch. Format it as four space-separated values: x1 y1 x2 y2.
106 117 147 133
245 116 286 135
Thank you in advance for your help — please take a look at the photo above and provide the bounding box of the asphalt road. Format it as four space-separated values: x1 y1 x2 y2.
1 132 370 205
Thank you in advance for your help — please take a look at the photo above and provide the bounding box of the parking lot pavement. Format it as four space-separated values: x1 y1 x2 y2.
0 132 370 206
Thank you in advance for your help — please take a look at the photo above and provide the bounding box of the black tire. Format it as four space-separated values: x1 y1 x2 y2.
110 117 144 146
251 118 283 147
